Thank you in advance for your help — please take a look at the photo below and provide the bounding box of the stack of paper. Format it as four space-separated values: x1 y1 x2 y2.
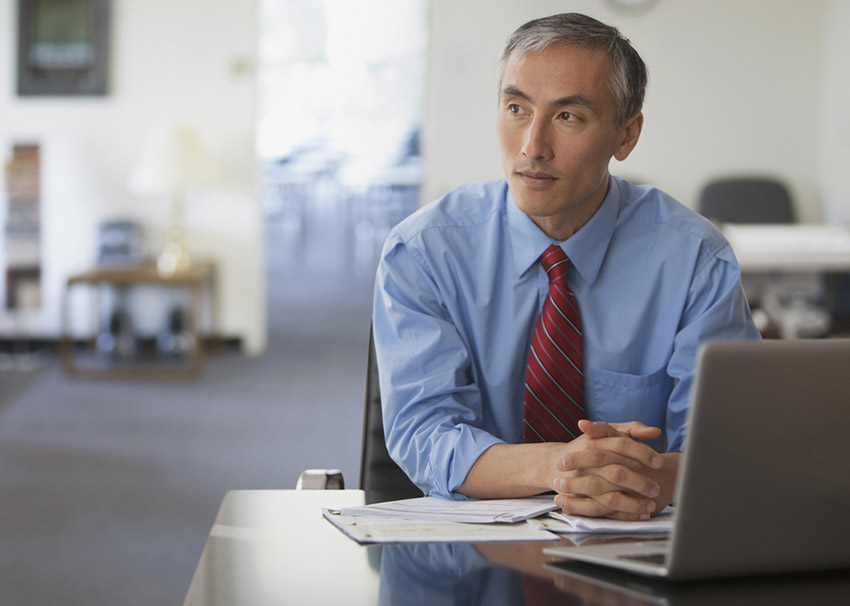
528 507 674 534
336 495 558 523
323 495 675 545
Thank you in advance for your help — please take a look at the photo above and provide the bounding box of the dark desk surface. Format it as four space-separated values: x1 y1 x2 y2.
183 490 850 606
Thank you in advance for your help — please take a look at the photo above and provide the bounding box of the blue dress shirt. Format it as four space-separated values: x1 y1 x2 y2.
373 176 760 499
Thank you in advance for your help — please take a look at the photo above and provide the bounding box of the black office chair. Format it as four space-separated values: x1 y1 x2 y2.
297 327 422 501
359 328 422 501
698 177 795 225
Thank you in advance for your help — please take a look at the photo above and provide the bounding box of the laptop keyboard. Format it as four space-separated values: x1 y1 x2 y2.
616 553 668 566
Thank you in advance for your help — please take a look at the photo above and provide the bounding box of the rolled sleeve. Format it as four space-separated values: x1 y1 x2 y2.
373 237 504 498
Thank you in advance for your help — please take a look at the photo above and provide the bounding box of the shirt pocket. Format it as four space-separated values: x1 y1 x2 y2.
588 365 671 431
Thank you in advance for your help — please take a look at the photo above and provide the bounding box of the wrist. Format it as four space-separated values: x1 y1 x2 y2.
459 442 564 498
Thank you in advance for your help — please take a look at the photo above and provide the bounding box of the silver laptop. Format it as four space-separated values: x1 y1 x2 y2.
544 338 850 580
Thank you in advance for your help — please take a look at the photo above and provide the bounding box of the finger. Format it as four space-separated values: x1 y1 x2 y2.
555 466 660 499
592 489 657 517
577 419 624 439
558 438 663 471
554 494 654 520
578 419 662 442
609 421 662 441
558 447 647 473
555 494 616 518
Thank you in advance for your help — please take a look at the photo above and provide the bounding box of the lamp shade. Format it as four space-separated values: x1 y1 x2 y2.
128 124 218 196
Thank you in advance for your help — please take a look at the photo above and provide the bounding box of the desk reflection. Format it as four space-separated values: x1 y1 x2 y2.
377 542 850 606
378 542 658 606
378 543 523 605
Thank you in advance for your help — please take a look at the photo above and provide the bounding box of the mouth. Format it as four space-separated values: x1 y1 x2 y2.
516 170 557 189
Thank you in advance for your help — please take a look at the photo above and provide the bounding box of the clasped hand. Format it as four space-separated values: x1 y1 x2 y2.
551 419 669 521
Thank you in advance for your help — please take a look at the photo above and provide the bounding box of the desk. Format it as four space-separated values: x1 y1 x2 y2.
183 490 850 606
722 224 850 272
60 261 217 380
721 225 850 336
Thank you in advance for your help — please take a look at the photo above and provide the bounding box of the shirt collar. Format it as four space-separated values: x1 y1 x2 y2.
507 176 621 286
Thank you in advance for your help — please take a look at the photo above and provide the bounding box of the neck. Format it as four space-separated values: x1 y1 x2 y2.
531 177 610 241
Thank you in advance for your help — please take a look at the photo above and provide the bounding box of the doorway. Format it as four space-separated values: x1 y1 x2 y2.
257 0 427 333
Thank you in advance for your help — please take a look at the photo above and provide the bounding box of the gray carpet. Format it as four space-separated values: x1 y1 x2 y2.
0 265 375 605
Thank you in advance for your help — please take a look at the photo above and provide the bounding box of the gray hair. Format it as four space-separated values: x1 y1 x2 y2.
498 13 647 127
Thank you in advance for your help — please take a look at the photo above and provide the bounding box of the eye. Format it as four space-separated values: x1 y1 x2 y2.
507 103 526 115
559 111 579 121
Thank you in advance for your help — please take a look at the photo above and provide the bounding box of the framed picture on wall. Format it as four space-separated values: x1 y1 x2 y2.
16 0 111 96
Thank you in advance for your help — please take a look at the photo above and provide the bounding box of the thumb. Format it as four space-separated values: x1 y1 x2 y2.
577 419 623 439
609 421 662 440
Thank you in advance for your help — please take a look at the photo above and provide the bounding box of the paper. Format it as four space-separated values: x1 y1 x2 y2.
336 495 558 524
527 507 675 534
322 509 560 544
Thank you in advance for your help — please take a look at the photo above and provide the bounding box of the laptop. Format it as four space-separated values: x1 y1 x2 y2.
544 559 850 604
544 338 850 581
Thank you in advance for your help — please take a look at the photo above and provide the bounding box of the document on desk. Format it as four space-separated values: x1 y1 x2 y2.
323 509 560 544
323 495 560 544
528 507 675 534
336 495 559 524
323 496 672 544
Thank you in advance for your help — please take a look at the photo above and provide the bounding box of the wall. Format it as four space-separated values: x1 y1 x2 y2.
820 0 850 226
4 0 847 355
423 0 841 225
0 0 266 354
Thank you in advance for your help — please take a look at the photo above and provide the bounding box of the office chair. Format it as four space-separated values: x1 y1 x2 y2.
359 328 422 501
696 176 836 338
297 327 422 501
697 177 795 225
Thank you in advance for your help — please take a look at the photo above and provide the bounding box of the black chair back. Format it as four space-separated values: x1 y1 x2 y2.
698 177 795 224
359 328 422 501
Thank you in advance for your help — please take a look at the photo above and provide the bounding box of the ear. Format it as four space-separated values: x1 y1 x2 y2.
613 112 643 162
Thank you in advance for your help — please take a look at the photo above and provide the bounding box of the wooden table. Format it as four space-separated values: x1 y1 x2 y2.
60 260 217 380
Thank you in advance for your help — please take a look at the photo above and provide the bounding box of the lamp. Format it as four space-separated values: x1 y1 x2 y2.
128 124 218 276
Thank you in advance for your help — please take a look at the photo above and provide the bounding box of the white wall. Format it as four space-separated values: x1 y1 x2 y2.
3 1 847 354
820 0 850 226
424 0 841 225
0 0 266 354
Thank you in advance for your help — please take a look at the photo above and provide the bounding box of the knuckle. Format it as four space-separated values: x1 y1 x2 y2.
588 449 606 467
602 492 623 509
602 491 639 513
585 476 605 494
608 465 628 484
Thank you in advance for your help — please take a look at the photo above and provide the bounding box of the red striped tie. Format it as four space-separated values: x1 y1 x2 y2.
523 244 584 443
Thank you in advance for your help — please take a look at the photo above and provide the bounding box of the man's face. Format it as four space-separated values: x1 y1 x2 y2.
497 43 641 240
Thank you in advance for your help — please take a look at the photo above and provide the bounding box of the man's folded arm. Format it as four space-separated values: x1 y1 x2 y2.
374 239 504 498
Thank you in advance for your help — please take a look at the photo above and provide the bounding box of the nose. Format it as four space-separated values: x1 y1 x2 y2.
522 118 553 161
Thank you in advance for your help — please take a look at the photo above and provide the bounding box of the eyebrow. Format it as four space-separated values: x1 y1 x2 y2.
501 85 597 112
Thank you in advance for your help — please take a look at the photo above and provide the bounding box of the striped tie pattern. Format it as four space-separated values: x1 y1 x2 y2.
523 244 584 443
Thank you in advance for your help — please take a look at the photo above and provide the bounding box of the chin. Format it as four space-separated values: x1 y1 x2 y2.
512 189 560 218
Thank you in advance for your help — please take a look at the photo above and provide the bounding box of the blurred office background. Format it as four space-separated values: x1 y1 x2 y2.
1 0 849 603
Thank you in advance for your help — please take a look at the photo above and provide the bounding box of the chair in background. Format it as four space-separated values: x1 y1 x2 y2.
697 176 835 338
297 328 422 501
698 177 795 225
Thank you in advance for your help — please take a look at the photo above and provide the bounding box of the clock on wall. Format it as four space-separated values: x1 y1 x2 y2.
604 0 660 15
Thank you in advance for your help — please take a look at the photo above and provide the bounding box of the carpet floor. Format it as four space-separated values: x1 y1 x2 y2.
0 266 375 605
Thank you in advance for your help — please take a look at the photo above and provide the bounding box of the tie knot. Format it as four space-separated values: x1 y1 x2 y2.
540 244 569 283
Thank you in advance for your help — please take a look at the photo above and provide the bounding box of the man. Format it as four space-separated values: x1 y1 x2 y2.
373 13 759 520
